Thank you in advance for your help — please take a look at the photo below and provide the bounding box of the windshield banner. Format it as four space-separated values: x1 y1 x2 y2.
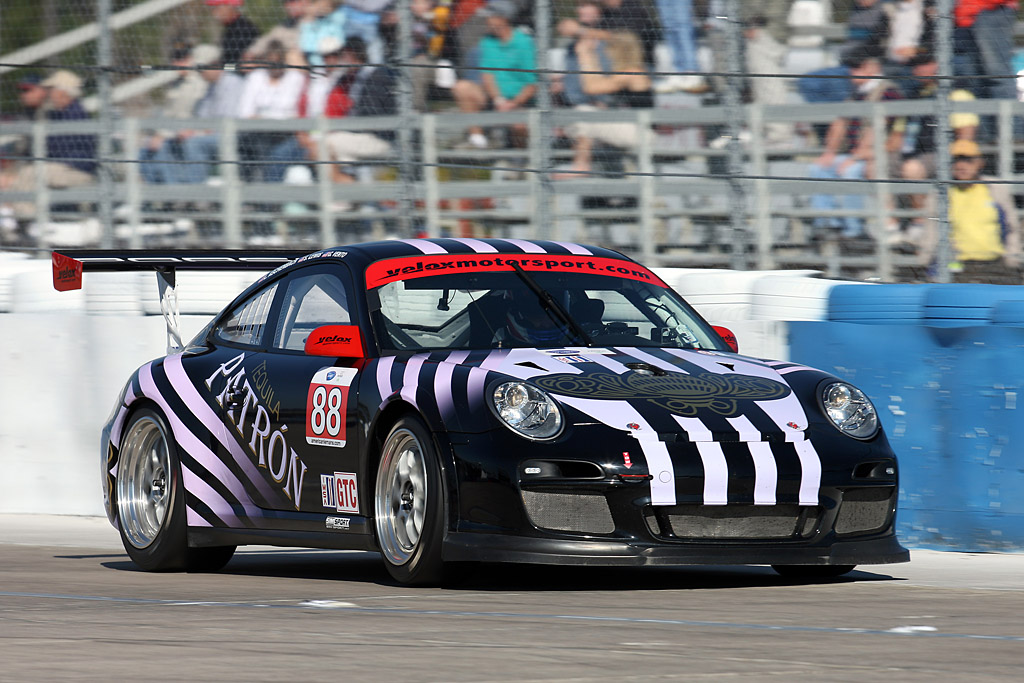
365 254 666 289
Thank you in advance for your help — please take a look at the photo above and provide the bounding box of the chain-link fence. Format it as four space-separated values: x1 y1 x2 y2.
1 1 1022 283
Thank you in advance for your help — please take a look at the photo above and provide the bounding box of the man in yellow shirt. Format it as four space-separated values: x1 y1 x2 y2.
945 139 1021 284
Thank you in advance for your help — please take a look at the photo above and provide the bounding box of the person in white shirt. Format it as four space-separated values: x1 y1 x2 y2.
237 40 307 181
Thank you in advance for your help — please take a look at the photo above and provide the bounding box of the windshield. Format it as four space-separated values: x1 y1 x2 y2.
366 254 728 352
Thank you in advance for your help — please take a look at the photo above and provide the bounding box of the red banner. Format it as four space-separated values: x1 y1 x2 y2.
364 254 666 289
51 252 83 291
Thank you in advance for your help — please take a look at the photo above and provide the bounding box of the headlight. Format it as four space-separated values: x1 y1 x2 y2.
491 381 563 440
821 382 879 439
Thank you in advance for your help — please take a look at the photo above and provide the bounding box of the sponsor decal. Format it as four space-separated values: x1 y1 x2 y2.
626 423 641 431
364 254 667 289
321 472 359 513
326 516 351 531
204 353 307 509
52 252 83 291
541 348 615 356
533 371 791 417
306 367 358 448
555 355 588 364
623 452 633 468
256 250 347 284
305 325 364 358
787 421 801 430
250 360 281 420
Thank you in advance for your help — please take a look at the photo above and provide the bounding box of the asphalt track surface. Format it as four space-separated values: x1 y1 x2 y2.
2 515 1023 682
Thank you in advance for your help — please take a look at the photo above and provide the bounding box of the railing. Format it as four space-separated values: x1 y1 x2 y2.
4 97 1023 282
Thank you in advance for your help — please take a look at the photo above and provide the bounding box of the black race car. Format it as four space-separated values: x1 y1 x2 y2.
55 239 908 584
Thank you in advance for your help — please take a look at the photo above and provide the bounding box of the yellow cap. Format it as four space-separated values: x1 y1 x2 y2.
951 138 981 158
950 89 980 129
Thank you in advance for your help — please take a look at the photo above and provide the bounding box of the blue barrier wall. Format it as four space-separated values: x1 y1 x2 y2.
790 284 1024 551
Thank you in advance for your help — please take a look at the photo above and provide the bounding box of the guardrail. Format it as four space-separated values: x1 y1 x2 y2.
5 98 1024 281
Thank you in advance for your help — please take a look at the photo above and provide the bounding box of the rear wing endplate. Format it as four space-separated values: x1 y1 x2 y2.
52 250 310 353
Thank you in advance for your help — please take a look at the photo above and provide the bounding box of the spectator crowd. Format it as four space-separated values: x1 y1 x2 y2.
2 0 1023 281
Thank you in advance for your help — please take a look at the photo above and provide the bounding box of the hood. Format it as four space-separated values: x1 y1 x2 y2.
435 346 815 443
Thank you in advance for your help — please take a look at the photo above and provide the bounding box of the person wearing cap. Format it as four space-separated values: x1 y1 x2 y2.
451 0 537 149
323 36 398 182
16 75 47 121
139 44 221 184
178 51 249 185
205 0 260 66
0 69 96 219
926 138 1022 284
898 50 979 246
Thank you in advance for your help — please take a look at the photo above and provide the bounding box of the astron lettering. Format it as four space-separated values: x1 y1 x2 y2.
205 353 307 509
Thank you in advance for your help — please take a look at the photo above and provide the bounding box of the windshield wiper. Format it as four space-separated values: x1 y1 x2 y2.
508 262 593 346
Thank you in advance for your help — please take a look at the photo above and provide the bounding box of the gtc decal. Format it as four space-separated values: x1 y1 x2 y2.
306 367 358 448
321 472 359 513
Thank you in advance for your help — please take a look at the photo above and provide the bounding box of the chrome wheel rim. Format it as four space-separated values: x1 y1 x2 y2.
375 428 428 566
117 416 172 549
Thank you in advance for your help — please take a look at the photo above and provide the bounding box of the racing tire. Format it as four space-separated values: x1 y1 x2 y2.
116 408 235 572
374 416 446 585
771 564 856 579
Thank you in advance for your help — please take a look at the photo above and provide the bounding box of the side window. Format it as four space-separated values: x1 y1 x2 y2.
271 271 351 351
213 283 279 347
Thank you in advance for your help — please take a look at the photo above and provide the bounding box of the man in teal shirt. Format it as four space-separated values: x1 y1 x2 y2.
452 0 537 149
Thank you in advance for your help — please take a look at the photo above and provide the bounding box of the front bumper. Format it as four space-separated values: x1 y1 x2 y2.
443 531 909 567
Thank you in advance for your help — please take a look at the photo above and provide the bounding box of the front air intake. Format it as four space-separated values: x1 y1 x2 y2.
834 488 894 535
520 490 615 534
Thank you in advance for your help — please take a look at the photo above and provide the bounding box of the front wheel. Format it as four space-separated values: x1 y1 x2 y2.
116 407 235 572
771 564 856 580
374 416 446 585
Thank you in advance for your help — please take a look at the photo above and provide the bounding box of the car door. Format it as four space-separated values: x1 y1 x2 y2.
258 262 367 522
196 279 305 518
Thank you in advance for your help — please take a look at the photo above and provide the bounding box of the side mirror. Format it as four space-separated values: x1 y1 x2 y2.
712 325 738 353
305 325 365 358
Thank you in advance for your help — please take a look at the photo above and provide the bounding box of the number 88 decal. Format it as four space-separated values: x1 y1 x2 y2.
306 367 358 448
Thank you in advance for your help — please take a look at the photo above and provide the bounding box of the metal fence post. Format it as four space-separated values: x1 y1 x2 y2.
934 0 954 283
723 0 747 270
396 0 415 237
124 117 141 249
872 103 892 281
748 103 774 270
637 109 656 265
220 118 242 248
97 0 114 247
422 114 440 237
32 121 49 229
533 0 552 236
316 115 332 247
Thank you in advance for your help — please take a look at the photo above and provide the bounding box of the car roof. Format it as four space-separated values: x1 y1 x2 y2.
322 238 633 269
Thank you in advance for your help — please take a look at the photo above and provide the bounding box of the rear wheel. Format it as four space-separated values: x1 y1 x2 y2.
374 416 446 585
771 564 856 579
116 408 235 572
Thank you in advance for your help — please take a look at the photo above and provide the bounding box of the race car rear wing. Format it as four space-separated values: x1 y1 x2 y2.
52 250 310 352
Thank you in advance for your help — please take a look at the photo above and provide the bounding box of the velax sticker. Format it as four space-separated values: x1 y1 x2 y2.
306 367 358 448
